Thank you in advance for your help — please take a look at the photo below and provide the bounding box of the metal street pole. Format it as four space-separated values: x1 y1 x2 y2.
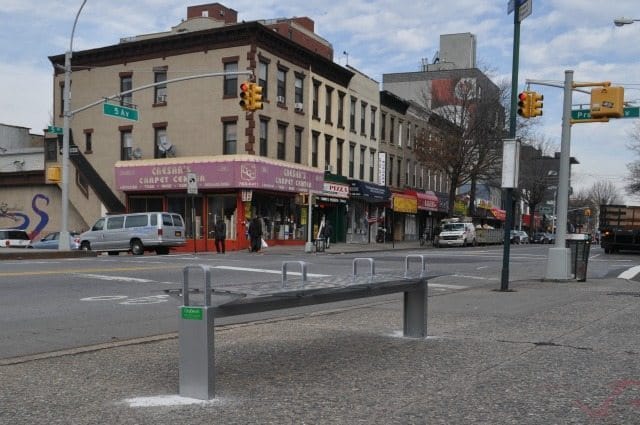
500 4 520 292
545 70 573 280
59 0 88 251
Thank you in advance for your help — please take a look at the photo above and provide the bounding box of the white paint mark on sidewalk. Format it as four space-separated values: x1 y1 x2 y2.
124 395 225 407
451 274 499 281
429 283 468 289
617 265 640 280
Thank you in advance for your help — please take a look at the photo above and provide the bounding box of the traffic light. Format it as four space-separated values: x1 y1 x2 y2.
239 81 251 111
517 91 531 118
590 86 624 118
249 82 263 110
530 91 543 117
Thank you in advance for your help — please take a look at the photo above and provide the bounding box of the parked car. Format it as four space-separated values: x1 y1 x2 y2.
79 212 186 255
532 232 555 244
0 229 31 248
29 232 81 250
510 230 529 244
437 220 476 247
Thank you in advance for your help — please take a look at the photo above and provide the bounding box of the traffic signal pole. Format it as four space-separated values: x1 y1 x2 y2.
500 4 520 291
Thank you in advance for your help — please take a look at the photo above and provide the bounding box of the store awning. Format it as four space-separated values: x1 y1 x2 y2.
392 193 417 214
414 191 439 211
491 208 506 221
348 180 391 202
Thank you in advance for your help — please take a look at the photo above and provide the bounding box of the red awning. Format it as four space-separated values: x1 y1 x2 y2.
491 208 506 221
410 190 439 211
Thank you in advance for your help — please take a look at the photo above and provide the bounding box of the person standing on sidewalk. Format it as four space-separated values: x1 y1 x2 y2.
248 216 263 253
214 218 226 254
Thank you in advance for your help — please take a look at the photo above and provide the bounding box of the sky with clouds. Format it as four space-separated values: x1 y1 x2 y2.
2 0 640 202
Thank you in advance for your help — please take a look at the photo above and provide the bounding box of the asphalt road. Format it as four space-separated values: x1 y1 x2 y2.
0 243 636 360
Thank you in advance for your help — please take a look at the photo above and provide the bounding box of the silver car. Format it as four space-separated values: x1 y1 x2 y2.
29 232 81 250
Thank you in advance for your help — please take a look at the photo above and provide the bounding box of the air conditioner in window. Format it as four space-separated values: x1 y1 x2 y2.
294 102 304 111
156 94 167 103
277 96 286 104
325 164 333 173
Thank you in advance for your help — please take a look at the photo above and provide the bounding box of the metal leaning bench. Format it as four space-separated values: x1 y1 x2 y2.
166 254 431 400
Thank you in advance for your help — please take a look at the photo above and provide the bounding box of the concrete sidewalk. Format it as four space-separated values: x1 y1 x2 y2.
1 275 639 424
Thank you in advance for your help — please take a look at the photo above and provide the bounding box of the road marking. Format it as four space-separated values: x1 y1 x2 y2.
214 265 330 277
429 283 468 289
451 274 499 281
617 265 640 280
76 273 156 283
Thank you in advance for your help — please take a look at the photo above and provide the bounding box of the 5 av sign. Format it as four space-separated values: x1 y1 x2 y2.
103 103 139 121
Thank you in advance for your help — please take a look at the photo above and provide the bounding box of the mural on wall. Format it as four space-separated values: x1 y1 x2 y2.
0 194 50 239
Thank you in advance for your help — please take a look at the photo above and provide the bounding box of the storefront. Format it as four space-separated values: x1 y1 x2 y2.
391 191 418 241
315 176 349 243
408 190 439 240
347 180 391 244
115 155 324 252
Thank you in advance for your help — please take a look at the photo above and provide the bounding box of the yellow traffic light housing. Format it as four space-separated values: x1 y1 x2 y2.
517 91 531 118
590 86 624 118
530 92 543 117
249 83 263 110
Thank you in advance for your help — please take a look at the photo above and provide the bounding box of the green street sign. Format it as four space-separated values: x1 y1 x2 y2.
103 103 139 121
181 307 203 320
47 125 63 134
571 107 639 120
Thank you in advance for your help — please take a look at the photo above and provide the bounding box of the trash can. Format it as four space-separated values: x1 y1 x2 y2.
565 234 591 281
315 237 326 253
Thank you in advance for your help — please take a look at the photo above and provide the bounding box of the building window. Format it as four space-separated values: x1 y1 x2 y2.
397 158 402 187
120 74 132 106
277 68 286 103
406 124 411 148
294 127 302 164
370 107 377 140
324 135 332 171
312 80 320 118
381 112 387 142
277 124 286 160
121 129 133 160
360 102 366 135
359 146 366 180
294 75 304 105
405 159 410 187
153 126 167 159
414 163 418 187
337 139 344 176
348 143 355 178
390 116 395 144
76 169 89 198
369 149 375 182
84 129 93 153
154 68 167 104
388 155 394 187
45 139 57 161
259 119 268 157
223 122 237 155
337 92 345 128
312 132 319 167
349 97 356 132
259 60 268 100
223 61 238 97
325 87 333 124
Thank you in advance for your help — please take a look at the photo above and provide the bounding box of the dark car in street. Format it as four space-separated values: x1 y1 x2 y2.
532 232 555 244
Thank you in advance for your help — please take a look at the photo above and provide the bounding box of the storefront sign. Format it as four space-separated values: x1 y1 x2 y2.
392 193 417 214
115 156 324 193
349 180 390 202
414 191 439 211
322 182 350 199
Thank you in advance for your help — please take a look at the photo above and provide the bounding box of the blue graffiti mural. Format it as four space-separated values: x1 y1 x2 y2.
0 194 50 239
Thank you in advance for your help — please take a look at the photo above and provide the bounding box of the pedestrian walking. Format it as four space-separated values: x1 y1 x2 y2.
214 218 226 254
248 216 263 253
323 221 333 249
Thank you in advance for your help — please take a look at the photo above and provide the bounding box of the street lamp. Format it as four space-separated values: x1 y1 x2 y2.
59 0 88 251
614 17 640 26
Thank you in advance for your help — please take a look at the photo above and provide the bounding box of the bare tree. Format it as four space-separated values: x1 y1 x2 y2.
413 71 506 216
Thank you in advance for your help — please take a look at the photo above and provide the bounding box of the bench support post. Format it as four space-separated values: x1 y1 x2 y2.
403 281 428 338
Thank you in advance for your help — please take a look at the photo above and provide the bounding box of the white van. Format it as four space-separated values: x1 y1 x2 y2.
437 220 476 247
79 212 185 255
